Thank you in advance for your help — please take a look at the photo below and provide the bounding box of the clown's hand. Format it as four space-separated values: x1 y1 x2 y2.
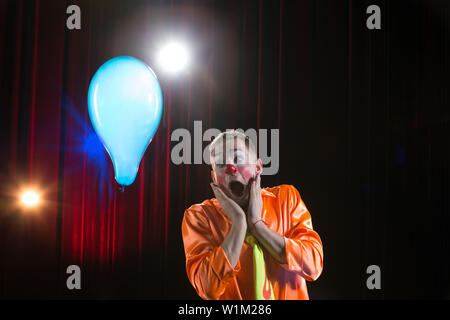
210 183 246 226
247 173 263 227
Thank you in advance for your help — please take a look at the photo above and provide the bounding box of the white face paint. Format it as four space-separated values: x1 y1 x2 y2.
211 137 259 206
234 150 247 166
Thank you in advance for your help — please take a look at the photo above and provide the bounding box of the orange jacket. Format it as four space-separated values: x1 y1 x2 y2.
181 184 323 300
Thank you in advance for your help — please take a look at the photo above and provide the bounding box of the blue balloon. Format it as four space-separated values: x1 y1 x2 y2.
88 56 163 186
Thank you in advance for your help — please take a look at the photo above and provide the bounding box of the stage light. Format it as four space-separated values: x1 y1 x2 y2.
21 190 40 207
157 41 190 74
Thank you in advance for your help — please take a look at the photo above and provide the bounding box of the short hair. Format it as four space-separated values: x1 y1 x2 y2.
209 129 257 165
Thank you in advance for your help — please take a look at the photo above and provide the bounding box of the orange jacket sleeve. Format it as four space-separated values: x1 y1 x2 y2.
182 206 240 300
280 185 324 281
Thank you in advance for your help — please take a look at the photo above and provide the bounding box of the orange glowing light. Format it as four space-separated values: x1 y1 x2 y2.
21 190 40 207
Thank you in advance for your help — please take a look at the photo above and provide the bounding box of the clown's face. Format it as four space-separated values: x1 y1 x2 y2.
210 137 262 207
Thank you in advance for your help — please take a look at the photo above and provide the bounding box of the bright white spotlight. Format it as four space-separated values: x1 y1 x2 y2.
21 191 40 207
157 42 190 74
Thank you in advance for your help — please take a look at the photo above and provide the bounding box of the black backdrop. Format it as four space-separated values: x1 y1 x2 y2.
0 0 449 299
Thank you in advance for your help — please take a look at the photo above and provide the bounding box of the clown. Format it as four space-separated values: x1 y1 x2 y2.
182 130 323 300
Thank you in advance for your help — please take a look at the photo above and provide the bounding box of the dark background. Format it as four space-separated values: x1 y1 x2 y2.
0 0 449 299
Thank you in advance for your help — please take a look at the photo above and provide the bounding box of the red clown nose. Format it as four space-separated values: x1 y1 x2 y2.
225 164 237 175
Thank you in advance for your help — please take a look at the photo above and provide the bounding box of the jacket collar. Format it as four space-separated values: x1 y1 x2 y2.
261 188 276 198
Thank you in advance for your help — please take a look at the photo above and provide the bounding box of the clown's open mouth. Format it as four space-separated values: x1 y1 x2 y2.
229 181 245 197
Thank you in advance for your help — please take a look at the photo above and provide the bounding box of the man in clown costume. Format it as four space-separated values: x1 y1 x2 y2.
181 130 323 300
